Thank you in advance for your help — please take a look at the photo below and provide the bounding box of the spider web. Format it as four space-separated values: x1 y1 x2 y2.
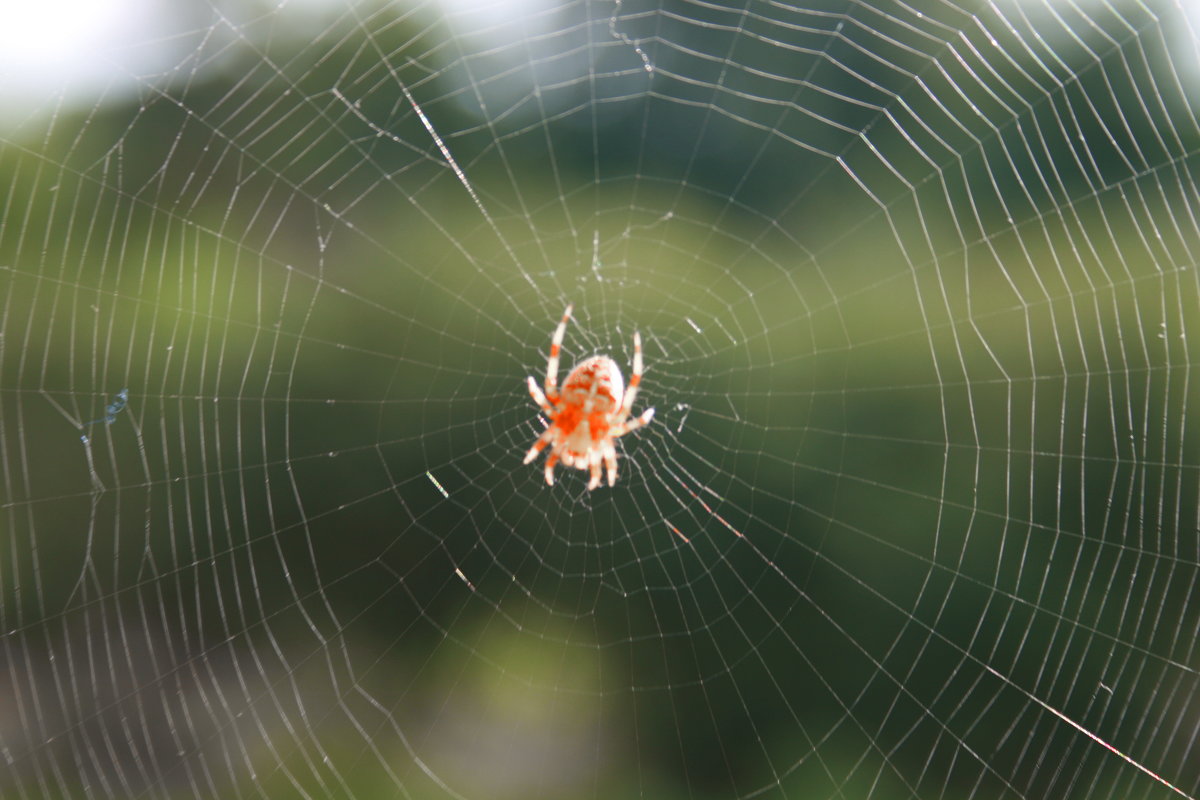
2 0 1199 797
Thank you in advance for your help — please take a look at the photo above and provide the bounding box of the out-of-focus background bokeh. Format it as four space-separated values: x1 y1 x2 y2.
2 0 1198 798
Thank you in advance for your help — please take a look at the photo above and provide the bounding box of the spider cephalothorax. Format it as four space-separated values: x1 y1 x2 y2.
523 305 655 489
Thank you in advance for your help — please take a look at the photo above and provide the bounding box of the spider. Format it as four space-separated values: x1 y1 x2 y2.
524 304 655 489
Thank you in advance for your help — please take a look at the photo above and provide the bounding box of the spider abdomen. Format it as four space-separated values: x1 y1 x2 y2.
562 356 624 414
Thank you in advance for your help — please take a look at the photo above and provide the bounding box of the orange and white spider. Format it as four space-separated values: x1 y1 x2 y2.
524 304 655 489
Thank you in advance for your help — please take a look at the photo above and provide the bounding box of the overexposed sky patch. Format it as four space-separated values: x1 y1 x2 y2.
0 0 172 103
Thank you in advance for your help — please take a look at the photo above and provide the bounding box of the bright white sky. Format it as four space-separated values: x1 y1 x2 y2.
0 0 567 132
0 0 343 118
0 0 553 95
0 0 155 86
0 0 176 120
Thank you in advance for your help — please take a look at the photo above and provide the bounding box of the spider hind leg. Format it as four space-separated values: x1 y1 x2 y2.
603 440 618 486
543 449 560 485
586 448 603 491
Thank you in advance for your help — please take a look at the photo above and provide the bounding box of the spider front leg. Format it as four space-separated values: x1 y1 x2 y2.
527 376 553 414
616 331 646 422
611 407 655 438
543 304 573 401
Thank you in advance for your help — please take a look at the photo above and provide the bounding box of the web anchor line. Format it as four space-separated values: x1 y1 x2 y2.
396 81 538 292
331 83 537 295
985 665 1196 800
425 470 450 499
670 471 745 539
454 567 475 592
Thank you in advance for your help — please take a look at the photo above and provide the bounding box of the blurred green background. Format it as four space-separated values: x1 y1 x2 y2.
1 0 1198 798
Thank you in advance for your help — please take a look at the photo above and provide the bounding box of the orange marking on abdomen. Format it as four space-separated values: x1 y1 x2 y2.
555 405 582 435
588 412 610 441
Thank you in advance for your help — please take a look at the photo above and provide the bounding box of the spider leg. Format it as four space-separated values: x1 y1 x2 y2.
611 407 655 438
527 376 553 414
544 304 573 401
587 447 603 491
616 330 645 421
523 428 554 464
544 449 560 486
603 439 618 486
